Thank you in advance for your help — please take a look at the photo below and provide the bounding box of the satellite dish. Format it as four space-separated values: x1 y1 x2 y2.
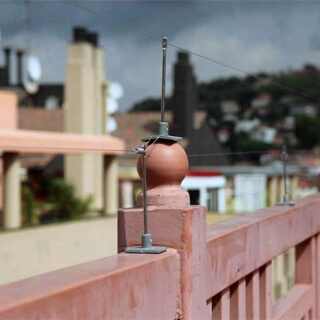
26 56 42 82
106 97 118 114
24 78 39 95
106 116 117 133
109 82 123 100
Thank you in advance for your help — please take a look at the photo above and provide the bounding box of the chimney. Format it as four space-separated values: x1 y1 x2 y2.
65 26 105 211
16 50 24 86
73 26 88 43
87 32 99 47
4 48 11 86
72 27 99 47
171 51 198 138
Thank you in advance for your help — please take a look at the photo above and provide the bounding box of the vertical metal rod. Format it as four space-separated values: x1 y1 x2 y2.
282 144 288 199
142 144 148 234
160 37 167 122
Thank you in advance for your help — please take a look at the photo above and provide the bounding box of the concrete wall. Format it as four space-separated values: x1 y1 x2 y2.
0 217 117 285
0 90 17 130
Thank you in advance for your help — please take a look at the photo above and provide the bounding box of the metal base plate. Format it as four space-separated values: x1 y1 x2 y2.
142 135 182 142
125 246 167 254
276 201 295 206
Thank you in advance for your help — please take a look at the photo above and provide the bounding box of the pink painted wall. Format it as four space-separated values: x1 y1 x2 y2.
0 157 2 211
0 91 18 213
0 91 18 130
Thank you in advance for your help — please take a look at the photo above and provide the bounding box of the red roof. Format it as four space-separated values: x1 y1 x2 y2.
187 170 222 177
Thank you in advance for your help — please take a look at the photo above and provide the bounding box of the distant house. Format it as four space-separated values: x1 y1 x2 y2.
249 126 277 144
280 95 294 105
217 129 230 144
253 77 272 88
220 100 239 114
222 114 238 122
235 118 261 134
290 105 317 118
251 93 272 109
181 170 226 213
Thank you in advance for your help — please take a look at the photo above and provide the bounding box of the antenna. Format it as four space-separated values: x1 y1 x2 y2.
125 144 166 254
277 144 295 206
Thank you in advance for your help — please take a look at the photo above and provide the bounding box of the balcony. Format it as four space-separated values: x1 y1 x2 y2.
0 139 319 319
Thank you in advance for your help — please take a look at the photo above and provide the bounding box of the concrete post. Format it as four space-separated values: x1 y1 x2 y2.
0 156 3 213
118 141 207 319
3 153 21 229
121 180 134 208
104 156 118 215
290 175 299 199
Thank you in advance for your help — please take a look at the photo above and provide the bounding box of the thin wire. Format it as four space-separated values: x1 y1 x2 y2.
146 135 161 149
0 146 133 153
64 0 161 44
65 0 319 103
187 150 267 157
168 43 318 102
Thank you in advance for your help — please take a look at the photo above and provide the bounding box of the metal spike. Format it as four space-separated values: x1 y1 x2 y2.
142 37 182 143
160 37 167 123
277 144 295 206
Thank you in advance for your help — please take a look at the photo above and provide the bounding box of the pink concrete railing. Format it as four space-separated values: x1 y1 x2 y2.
1 195 320 319
0 249 179 319
206 194 320 320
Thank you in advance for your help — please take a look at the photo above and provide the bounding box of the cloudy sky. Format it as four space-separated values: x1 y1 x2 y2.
0 0 320 111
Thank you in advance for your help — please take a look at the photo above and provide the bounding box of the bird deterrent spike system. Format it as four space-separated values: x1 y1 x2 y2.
125 37 179 254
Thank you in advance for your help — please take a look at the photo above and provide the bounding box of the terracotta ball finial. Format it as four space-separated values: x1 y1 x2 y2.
137 140 190 208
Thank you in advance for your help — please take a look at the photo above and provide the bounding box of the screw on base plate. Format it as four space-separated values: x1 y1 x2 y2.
125 234 167 254
277 194 295 206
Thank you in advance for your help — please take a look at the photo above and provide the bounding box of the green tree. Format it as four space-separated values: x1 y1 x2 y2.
48 179 93 220
295 115 320 149
22 185 36 225
131 98 172 112
236 138 272 163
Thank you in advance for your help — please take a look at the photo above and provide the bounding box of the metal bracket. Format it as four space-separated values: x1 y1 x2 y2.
142 122 182 143
125 234 166 254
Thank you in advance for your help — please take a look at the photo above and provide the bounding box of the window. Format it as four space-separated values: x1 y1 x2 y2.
207 188 219 212
188 189 200 205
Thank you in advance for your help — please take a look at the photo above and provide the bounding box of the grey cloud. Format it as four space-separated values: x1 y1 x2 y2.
0 1 320 111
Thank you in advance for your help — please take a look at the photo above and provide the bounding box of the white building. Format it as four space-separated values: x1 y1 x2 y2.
181 170 226 213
